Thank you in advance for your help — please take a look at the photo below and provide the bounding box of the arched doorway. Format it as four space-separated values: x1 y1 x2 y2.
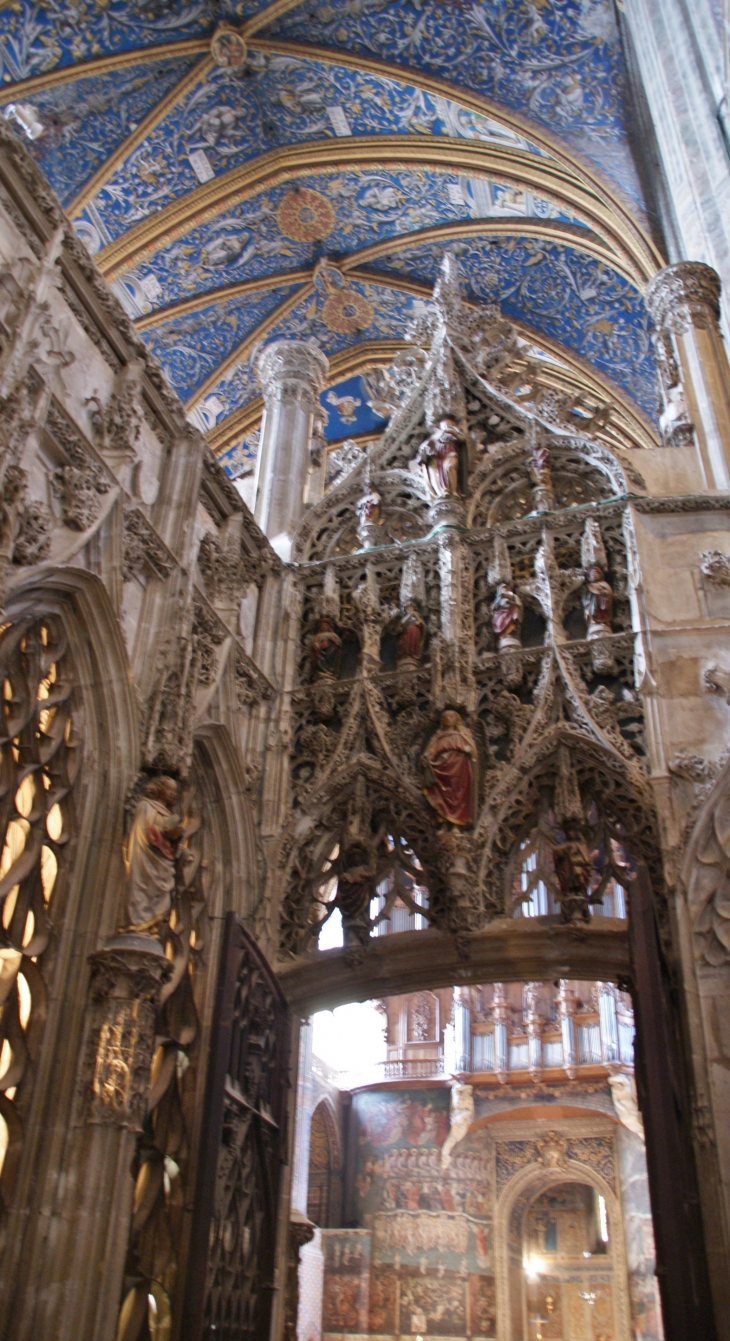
496 1159 633 1341
307 1101 342 1229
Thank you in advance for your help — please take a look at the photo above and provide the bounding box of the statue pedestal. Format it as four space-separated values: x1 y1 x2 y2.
86 933 172 1130
428 494 466 533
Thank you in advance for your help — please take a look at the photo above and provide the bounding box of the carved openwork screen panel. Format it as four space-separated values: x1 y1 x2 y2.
183 914 290 1341
0 615 78 1209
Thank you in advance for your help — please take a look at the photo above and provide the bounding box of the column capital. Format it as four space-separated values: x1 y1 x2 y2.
256 339 329 403
645 261 721 334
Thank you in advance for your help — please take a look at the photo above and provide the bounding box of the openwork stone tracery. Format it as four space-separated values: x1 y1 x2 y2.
279 258 660 958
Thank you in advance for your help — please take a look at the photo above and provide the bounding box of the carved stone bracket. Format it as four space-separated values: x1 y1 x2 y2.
84 934 172 1131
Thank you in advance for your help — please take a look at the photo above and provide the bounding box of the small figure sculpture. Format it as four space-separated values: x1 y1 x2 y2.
421 710 476 827
395 601 427 669
310 615 342 680
490 582 523 649
583 564 613 639
552 818 595 923
440 1082 475 1168
336 839 378 946
528 442 555 512
123 776 188 934
356 486 382 549
415 418 466 497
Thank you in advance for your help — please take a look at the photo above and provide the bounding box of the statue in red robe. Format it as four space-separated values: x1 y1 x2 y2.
396 602 427 668
421 710 476 827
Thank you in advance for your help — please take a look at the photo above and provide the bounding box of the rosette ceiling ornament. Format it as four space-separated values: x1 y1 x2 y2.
0 0 666 468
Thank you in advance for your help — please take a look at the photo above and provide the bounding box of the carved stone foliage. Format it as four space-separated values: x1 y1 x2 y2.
122 507 175 583
197 526 259 604
699 550 730 587
0 615 79 1203
45 399 114 531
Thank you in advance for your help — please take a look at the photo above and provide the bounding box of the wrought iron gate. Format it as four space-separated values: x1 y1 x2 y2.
182 914 290 1341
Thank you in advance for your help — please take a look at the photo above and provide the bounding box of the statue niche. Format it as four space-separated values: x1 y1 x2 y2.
421 710 477 828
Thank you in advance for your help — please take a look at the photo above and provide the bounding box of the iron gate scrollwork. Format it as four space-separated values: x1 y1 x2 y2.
183 914 290 1341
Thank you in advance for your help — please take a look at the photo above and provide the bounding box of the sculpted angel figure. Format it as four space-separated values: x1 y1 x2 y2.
491 582 523 649
421 710 477 827
122 776 193 934
583 564 614 638
310 615 342 680
415 418 466 497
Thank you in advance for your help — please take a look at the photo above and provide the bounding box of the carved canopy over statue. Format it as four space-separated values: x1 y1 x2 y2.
122 776 191 934
421 710 477 827
415 418 466 497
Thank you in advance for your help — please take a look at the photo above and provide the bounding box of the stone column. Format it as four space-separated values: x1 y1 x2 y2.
453 987 471 1074
646 263 730 490
558 980 578 1080
598 983 620 1064
492 983 509 1084
290 1019 314 1216
57 934 172 1341
621 0 730 301
524 982 543 1083
254 341 329 562
284 1209 316 1341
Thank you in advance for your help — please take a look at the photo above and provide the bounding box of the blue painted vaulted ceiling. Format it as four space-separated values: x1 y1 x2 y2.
0 1 666 472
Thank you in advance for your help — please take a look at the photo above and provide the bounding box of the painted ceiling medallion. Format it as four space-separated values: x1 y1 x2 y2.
277 187 336 241
322 288 374 333
210 24 248 70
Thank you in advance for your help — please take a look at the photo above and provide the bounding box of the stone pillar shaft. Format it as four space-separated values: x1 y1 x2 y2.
646 263 730 490
290 1020 314 1216
254 342 329 562
453 987 471 1074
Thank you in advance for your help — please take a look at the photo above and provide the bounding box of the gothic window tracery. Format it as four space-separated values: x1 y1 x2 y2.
509 810 631 923
0 616 78 1206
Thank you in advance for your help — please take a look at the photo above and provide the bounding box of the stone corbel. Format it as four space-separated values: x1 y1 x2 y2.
84 934 172 1132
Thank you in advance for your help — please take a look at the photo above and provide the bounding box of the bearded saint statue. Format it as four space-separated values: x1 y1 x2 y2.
123 776 188 934
415 418 466 497
421 710 477 827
